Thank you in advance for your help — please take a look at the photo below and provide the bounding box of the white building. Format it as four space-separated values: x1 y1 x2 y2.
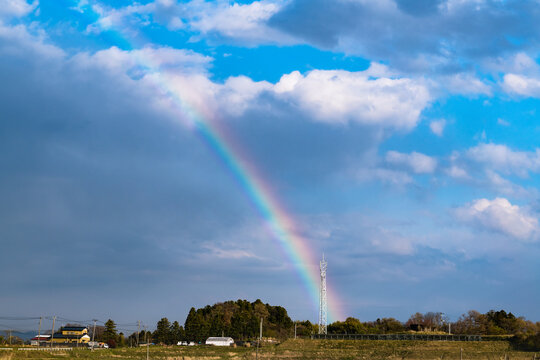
30 335 50 346
205 337 234 346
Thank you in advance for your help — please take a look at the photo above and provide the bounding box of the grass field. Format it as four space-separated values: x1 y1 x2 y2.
1 339 538 359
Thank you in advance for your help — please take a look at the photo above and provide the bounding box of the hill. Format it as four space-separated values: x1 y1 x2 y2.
184 299 294 342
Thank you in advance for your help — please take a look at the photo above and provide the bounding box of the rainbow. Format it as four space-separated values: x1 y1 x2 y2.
75 0 344 322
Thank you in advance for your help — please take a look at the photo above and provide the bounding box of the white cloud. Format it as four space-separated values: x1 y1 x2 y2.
488 53 540 98
446 165 468 179
483 170 534 198
204 246 260 259
484 53 539 74
357 168 413 185
0 0 37 19
466 143 540 177
503 73 540 98
188 0 288 43
385 151 437 174
69 47 429 134
0 23 64 59
87 0 292 44
274 66 431 129
497 118 510 126
369 227 414 255
73 45 212 74
442 73 492 96
216 76 273 115
455 198 539 241
429 119 446 136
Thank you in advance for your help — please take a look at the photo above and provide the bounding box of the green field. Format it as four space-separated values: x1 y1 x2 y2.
1 339 538 359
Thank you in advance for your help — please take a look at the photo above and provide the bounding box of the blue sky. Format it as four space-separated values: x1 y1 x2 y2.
2 0 540 331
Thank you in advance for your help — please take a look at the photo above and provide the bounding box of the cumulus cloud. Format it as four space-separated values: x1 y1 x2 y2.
385 151 437 174
484 52 540 75
466 143 540 177
273 67 431 129
441 73 492 96
73 45 212 74
87 0 292 44
0 0 37 19
429 119 446 136
446 165 468 179
0 23 64 59
502 73 540 98
187 0 290 43
455 198 539 241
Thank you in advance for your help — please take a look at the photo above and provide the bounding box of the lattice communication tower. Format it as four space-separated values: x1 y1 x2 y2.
318 254 328 335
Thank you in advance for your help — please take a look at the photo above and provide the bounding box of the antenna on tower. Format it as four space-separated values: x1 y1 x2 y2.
318 253 328 335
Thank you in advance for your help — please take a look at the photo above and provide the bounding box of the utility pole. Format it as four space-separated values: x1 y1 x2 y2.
50 316 56 348
91 319 97 350
37 316 42 348
145 325 149 360
8 330 11 345
294 322 297 339
256 317 262 360
137 320 140 347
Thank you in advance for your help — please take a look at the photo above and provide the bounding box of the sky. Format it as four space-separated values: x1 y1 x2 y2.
2 0 540 333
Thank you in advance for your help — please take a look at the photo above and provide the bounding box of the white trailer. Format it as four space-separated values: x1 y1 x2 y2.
205 337 234 346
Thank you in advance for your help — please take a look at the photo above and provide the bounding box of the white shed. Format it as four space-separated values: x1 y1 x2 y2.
205 337 234 346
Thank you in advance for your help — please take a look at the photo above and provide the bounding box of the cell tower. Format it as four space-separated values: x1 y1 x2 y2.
318 254 328 335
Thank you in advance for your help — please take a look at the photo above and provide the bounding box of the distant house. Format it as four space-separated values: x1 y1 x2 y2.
205 337 234 346
30 335 50 346
49 326 91 344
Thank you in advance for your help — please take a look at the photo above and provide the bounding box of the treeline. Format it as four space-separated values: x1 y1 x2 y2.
328 310 540 336
93 299 296 347
77 304 540 351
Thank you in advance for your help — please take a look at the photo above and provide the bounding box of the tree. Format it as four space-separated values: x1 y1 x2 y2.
295 320 315 337
405 312 443 331
185 307 205 342
102 319 118 347
170 321 185 344
423 312 444 331
453 310 488 334
154 318 172 345
118 332 126 347
378 318 405 333
406 313 425 328
184 299 294 341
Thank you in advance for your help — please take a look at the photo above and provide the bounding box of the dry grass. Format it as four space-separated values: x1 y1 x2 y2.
0 339 538 359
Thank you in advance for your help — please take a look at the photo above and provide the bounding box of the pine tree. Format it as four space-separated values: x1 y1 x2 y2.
103 319 118 347
170 321 185 344
154 318 172 344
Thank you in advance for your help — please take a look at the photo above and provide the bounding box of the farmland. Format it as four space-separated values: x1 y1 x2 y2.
1 339 538 359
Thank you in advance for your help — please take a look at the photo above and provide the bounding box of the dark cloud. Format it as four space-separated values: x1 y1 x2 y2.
0 26 384 324
269 0 540 73
225 94 380 191
0 32 287 323
395 0 444 16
